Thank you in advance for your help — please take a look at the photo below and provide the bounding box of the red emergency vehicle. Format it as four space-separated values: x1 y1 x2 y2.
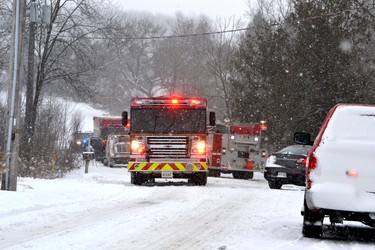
207 121 268 179
93 116 128 140
92 116 129 161
122 97 215 186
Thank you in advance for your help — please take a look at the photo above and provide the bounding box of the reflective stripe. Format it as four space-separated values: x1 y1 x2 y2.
128 162 208 171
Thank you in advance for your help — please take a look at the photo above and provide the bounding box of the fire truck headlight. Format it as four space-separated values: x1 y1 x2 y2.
131 140 140 150
192 140 206 154
254 137 259 142
196 141 205 154
131 140 145 155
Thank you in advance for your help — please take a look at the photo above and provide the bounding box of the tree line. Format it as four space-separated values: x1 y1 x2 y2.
231 0 375 150
1 0 375 176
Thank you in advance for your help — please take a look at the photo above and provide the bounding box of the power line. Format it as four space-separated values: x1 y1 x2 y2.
125 27 250 40
58 27 251 41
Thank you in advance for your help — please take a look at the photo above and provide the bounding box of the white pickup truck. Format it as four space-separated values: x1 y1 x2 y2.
295 104 375 238
105 134 130 168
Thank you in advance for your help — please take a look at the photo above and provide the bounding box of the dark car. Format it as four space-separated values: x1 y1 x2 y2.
264 144 312 189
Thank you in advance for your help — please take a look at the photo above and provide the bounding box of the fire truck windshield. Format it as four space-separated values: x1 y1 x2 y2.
102 128 128 138
131 108 206 134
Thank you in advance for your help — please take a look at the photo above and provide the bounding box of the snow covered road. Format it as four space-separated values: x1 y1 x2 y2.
1 165 374 249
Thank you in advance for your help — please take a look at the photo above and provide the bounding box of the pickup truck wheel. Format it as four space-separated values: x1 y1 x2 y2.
302 199 323 238
268 180 282 189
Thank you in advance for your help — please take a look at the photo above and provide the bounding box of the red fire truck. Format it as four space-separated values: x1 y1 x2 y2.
207 122 268 179
93 116 128 139
92 116 129 161
122 97 215 186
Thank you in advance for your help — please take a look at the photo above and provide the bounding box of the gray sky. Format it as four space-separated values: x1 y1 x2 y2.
115 0 251 20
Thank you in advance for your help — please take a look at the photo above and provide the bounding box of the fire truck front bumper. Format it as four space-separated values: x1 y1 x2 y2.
128 162 208 173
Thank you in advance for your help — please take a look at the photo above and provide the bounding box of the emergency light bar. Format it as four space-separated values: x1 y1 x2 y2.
131 97 206 107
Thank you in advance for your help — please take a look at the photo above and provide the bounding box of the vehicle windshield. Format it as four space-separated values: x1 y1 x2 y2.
131 107 206 134
102 128 128 138
277 145 312 155
75 132 92 140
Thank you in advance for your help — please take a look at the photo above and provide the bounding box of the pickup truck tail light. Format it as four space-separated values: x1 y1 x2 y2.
306 155 317 189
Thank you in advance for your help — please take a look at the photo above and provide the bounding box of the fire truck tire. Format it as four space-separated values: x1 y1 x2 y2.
232 172 241 179
268 180 282 189
191 173 207 186
243 172 254 180
131 172 145 185
209 170 220 177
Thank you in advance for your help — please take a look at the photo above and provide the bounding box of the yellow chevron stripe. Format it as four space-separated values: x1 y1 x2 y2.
128 162 208 171
197 163 208 170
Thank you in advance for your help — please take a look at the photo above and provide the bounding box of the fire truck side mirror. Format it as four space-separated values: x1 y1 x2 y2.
122 111 128 127
209 111 216 126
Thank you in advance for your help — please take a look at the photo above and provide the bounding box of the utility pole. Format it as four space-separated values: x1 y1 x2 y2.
23 0 37 174
3 0 26 191
22 1 51 176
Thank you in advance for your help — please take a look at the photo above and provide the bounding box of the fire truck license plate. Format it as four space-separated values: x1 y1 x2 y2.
162 171 173 179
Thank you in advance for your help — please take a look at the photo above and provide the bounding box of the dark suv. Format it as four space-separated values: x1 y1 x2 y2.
264 145 311 189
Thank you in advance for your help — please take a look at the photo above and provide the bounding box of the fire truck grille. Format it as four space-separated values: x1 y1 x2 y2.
147 136 189 158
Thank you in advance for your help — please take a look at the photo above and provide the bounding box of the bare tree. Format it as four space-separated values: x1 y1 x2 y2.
204 17 245 121
0 0 12 91
22 0 115 164
152 13 213 97
22 99 79 177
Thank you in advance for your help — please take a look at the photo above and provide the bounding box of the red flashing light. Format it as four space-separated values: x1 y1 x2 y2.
346 169 358 177
131 97 206 107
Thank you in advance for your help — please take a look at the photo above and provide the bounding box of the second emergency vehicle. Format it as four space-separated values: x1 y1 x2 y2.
207 122 268 179
93 116 129 161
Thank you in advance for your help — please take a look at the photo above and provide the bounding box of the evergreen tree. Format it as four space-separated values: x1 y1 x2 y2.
231 0 375 148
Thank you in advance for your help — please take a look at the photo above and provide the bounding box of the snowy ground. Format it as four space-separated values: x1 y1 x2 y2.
1 163 374 250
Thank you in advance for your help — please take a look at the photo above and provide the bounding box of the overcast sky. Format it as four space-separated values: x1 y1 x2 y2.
115 0 251 20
